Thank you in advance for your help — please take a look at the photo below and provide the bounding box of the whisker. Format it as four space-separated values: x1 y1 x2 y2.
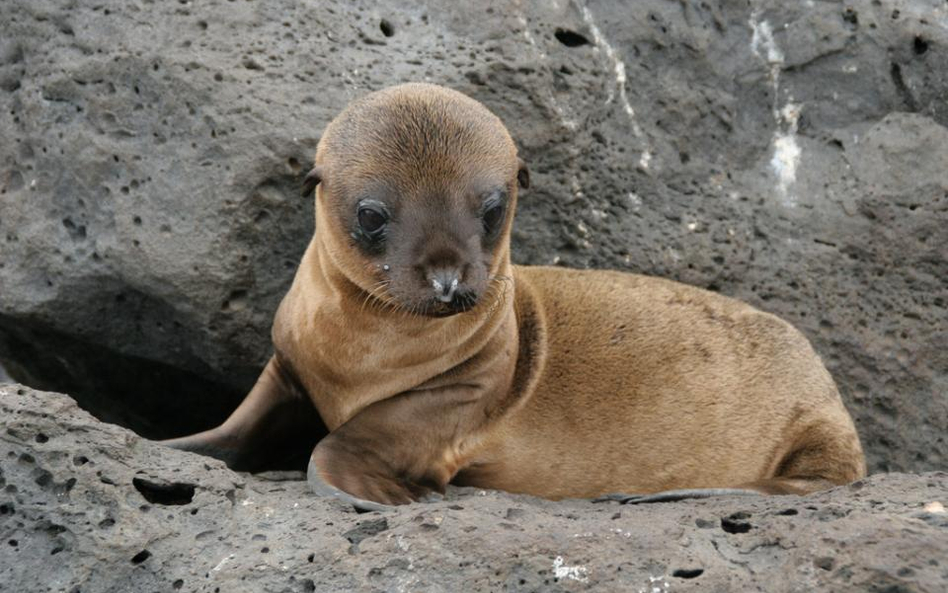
360 279 398 316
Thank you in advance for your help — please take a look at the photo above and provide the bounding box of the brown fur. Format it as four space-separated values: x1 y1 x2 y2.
165 83 865 504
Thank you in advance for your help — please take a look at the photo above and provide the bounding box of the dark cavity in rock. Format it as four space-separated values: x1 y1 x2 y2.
721 511 753 534
132 477 196 505
343 518 389 545
554 28 590 47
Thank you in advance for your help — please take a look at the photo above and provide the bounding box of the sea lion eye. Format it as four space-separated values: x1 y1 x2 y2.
357 201 388 236
482 192 506 235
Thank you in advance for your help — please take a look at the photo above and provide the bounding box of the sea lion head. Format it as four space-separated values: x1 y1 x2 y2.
302 83 529 318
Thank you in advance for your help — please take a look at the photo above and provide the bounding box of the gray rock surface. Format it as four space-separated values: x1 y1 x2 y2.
0 0 946 472
2 385 947 593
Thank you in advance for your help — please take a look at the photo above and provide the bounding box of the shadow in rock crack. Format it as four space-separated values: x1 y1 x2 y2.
0 317 243 440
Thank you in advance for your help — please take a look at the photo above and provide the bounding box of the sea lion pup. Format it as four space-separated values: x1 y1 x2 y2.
164 83 866 509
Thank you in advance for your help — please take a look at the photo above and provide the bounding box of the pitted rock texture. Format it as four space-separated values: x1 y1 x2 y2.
1 385 947 592
0 0 946 471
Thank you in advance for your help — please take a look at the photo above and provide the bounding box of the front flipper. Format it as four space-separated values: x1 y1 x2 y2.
307 459 394 512
306 387 479 510
593 488 763 505
162 356 325 472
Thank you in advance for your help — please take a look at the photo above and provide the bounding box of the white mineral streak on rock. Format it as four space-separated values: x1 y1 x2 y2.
517 14 578 131
924 501 946 514
771 103 802 202
211 554 235 573
580 6 635 119
570 175 585 200
552 556 589 583
393 536 419 593
750 19 783 67
638 574 670 593
750 15 801 204
639 149 652 170
627 192 643 210
580 5 651 169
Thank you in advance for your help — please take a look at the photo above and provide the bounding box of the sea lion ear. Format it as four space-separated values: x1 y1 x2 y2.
517 159 530 190
301 166 322 197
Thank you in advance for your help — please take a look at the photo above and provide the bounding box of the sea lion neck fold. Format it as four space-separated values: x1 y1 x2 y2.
276 197 518 430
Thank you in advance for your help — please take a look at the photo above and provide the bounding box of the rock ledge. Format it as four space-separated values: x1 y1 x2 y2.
1 384 946 592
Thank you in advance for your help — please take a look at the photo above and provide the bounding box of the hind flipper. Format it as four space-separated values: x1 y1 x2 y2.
163 356 325 472
593 488 763 505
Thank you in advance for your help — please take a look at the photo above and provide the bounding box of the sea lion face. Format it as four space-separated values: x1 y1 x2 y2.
342 177 511 318
306 84 529 318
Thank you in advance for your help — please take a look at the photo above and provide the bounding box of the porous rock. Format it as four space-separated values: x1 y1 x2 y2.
0 1 945 472
1 385 947 592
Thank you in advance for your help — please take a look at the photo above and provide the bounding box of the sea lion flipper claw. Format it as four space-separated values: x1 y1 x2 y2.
592 493 646 504
593 488 764 505
418 491 445 504
306 458 394 512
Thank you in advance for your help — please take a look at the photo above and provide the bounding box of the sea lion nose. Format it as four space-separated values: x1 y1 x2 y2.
428 269 460 303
